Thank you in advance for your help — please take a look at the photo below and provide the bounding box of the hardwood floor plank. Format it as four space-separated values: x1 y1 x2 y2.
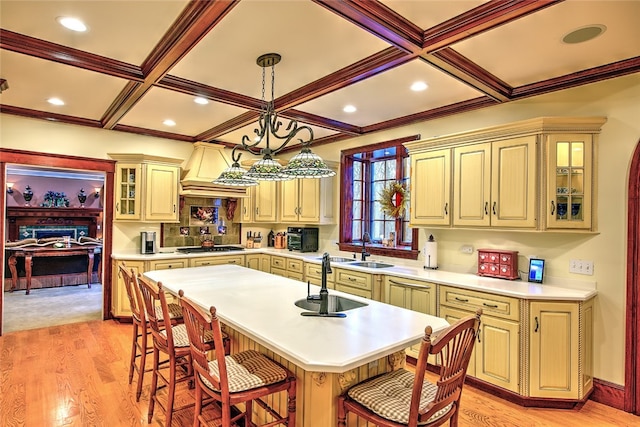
1 319 639 426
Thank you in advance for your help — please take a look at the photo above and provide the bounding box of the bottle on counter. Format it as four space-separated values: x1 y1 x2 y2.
268 230 274 247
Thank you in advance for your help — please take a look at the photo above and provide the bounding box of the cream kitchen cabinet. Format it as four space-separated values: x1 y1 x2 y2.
246 253 271 272
544 133 595 230
148 258 188 271
304 261 335 289
189 255 244 268
439 285 521 393
240 181 278 223
279 179 320 223
112 260 145 318
333 267 381 301
110 154 181 223
453 136 537 228
269 255 303 280
528 299 594 400
409 149 451 226
384 276 437 359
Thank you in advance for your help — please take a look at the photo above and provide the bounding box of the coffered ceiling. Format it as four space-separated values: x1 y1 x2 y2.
1 0 639 152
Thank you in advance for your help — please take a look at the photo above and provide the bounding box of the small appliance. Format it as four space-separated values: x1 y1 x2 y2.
287 227 319 252
140 231 157 254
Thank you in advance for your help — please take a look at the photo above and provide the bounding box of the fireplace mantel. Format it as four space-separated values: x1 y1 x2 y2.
7 207 102 242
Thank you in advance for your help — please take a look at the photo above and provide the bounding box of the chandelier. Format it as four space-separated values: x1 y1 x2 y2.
214 53 335 186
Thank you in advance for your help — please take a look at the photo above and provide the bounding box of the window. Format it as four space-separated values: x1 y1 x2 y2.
338 136 419 260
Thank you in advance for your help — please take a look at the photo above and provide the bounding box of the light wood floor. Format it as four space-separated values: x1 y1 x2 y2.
1 319 638 427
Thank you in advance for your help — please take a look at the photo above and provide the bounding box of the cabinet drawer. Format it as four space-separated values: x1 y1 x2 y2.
334 268 372 291
286 258 304 274
271 267 286 277
304 262 334 281
148 259 187 271
286 271 304 281
190 255 244 267
271 256 286 270
440 285 519 321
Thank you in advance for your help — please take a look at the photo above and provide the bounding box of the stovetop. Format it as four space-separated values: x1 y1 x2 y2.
175 245 244 254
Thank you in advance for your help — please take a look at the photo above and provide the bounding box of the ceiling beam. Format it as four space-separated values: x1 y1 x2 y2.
101 0 239 129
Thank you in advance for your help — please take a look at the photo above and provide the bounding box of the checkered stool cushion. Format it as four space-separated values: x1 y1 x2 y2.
202 350 288 393
346 368 452 425
161 323 218 348
155 302 183 321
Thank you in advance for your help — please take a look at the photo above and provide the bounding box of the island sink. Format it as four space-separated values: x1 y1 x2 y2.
349 261 394 269
295 295 368 313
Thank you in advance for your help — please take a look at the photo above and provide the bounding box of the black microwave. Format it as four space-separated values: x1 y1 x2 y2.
287 227 319 252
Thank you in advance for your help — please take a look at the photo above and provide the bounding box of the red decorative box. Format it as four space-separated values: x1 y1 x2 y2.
477 249 519 280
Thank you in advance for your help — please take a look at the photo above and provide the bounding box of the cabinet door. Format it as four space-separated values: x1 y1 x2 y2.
475 315 520 393
255 181 277 222
529 301 579 398
335 284 371 299
410 149 451 226
545 134 593 230
297 179 320 223
259 254 271 273
114 164 142 221
491 136 537 228
144 164 179 222
453 143 491 227
279 180 300 223
439 306 476 377
240 187 254 223
245 254 261 270
112 260 145 317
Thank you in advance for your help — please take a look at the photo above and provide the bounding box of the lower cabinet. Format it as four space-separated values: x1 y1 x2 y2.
528 299 594 399
189 255 244 267
439 285 521 393
112 259 145 317
246 253 271 272
270 255 303 280
384 276 437 359
304 261 334 289
148 258 188 270
333 268 381 301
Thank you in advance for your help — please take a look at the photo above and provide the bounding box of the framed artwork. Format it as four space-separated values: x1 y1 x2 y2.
189 206 218 226
179 227 190 236
199 226 210 235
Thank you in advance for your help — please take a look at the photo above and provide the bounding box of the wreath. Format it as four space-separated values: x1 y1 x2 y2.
379 182 408 218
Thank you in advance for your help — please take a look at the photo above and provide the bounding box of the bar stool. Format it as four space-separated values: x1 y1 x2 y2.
137 275 226 426
337 309 482 427
118 263 184 401
179 289 297 427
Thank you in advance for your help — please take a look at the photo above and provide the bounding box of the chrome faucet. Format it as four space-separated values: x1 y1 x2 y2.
361 232 371 261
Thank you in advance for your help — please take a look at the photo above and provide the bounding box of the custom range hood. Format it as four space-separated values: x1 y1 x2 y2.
180 142 249 198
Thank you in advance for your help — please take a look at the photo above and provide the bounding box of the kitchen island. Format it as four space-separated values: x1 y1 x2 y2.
143 264 450 427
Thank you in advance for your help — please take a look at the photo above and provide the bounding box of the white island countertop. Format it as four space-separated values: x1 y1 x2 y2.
143 264 450 373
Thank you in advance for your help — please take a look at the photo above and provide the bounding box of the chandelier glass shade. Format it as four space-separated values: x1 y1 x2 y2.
214 53 334 186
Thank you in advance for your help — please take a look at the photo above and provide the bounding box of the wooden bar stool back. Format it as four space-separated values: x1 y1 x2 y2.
179 290 297 427
118 262 152 401
337 309 482 427
136 275 199 427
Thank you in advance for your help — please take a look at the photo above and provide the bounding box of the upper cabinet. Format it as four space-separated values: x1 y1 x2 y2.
404 117 607 232
545 134 593 230
240 181 278 223
278 176 335 224
109 154 182 223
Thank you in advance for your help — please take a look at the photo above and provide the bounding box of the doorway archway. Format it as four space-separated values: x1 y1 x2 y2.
625 140 640 414
0 148 115 336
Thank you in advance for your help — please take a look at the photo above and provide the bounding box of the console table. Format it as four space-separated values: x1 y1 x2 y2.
7 244 102 295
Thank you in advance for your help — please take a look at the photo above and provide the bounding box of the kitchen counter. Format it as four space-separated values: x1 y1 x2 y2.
143 264 450 426
113 246 596 301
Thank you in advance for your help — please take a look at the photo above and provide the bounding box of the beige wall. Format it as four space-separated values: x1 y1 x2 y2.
2 73 639 386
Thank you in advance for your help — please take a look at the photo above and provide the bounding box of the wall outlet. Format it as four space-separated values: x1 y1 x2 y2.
460 245 474 254
570 259 594 275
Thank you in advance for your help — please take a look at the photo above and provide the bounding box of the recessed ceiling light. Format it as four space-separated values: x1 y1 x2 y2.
410 81 428 92
163 119 176 127
56 16 87 32
194 97 209 105
562 25 606 44
47 97 65 106
343 105 357 113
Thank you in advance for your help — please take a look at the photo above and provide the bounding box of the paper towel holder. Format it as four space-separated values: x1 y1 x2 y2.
423 234 439 270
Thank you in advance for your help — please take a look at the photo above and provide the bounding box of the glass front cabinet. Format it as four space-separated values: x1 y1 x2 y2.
545 134 593 230
115 163 142 221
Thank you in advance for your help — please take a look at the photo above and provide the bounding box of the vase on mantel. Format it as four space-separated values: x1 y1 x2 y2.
23 185 33 206
78 188 87 208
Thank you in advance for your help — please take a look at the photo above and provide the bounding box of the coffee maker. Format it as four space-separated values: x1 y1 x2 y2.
140 231 157 254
